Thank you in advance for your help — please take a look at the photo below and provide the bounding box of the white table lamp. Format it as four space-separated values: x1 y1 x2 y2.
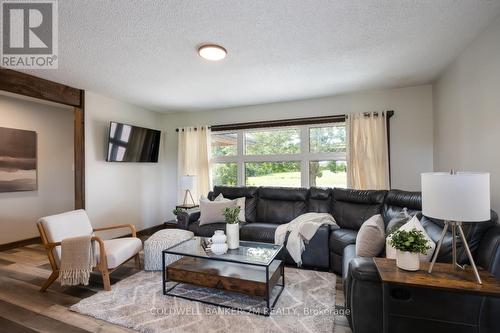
421 171 490 284
180 175 196 206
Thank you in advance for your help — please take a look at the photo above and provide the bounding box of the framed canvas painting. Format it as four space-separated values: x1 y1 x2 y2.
0 127 37 192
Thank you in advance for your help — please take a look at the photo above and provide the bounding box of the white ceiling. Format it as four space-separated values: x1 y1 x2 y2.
22 0 500 112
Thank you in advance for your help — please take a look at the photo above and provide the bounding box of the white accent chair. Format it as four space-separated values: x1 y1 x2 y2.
37 209 142 291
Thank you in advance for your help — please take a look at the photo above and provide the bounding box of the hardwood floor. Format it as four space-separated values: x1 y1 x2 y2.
0 239 352 333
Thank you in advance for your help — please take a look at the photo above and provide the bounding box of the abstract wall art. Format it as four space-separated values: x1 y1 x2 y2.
0 127 37 192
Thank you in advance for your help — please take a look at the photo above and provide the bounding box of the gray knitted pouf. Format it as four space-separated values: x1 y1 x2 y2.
143 229 194 271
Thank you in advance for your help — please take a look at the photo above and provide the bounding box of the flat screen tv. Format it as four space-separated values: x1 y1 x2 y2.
106 122 161 162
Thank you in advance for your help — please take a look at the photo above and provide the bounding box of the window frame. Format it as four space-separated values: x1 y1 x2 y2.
211 122 347 188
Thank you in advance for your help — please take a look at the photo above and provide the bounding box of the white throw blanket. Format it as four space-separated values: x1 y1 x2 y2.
275 213 338 266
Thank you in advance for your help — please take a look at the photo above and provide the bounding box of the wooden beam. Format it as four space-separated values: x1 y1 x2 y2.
0 69 85 210
0 68 81 107
74 91 85 209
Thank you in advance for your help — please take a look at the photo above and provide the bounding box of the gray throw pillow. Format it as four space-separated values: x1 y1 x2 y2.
386 208 412 235
199 197 236 226
355 214 385 257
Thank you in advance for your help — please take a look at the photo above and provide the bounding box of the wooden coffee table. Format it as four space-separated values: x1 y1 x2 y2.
162 237 284 316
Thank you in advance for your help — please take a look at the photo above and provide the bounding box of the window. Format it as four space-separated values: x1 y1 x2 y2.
245 161 301 187
309 125 346 153
212 163 237 186
210 122 347 188
309 160 347 188
245 129 300 155
212 132 237 157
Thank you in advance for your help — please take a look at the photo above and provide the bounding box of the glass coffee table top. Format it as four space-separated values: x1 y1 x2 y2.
163 237 283 266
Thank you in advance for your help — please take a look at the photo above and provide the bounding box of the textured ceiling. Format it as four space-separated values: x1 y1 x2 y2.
21 0 500 112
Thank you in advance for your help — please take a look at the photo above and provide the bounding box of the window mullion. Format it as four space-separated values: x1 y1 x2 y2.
237 130 244 186
300 125 309 188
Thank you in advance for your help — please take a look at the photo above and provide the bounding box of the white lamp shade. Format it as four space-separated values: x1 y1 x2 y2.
421 172 490 222
180 175 195 191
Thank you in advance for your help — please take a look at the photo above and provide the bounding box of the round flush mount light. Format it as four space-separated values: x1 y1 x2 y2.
198 44 227 61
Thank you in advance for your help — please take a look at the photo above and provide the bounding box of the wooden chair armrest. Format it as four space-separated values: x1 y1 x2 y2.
93 224 137 237
44 236 106 250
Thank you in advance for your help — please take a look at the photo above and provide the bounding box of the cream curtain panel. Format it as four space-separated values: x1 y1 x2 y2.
347 112 390 190
177 126 211 204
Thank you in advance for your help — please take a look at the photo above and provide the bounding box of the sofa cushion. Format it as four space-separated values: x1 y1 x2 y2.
308 187 332 213
240 223 278 243
256 187 308 224
329 228 358 255
383 189 422 224
188 221 228 237
332 188 386 230
212 186 259 222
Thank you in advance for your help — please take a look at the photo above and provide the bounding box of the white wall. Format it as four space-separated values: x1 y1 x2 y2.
433 15 500 213
0 93 74 245
162 85 434 216
85 92 167 238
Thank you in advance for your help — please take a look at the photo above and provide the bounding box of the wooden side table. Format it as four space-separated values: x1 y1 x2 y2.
374 258 500 333
175 204 199 210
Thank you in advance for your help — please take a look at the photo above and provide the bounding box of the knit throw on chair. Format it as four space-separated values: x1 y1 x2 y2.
60 235 96 286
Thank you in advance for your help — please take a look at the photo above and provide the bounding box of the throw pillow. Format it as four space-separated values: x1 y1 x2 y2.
385 216 436 261
385 208 412 234
216 194 246 222
199 197 236 226
355 214 386 257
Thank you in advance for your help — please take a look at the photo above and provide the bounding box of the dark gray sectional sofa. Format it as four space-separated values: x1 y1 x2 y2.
177 185 500 333
177 186 497 273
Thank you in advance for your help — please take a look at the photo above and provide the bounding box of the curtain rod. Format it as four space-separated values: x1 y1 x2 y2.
175 127 210 132
175 111 394 132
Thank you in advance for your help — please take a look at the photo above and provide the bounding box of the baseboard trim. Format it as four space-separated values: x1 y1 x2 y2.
0 236 42 252
0 224 166 251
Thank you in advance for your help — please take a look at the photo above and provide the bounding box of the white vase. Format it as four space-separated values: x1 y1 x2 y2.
226 223 239 249
396 250 420 271
210 242 228 255
210 230 227 244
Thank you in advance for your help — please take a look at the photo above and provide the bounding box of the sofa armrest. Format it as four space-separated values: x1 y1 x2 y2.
349 257 381 282
177 210 201 230
345 257 383 333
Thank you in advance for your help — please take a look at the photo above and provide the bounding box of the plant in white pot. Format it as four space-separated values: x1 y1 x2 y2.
389 229 430 271
222 206 241 249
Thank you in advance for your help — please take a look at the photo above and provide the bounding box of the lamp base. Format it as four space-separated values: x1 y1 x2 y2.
428 220 482 284
182 189 196 207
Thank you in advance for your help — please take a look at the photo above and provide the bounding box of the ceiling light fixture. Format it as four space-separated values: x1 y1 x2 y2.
198 44 227 61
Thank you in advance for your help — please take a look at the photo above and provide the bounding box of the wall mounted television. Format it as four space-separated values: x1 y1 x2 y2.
106 122 161 162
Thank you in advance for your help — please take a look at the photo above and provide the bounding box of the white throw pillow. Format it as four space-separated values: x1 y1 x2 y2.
215 194 246 222
386 216 436 262
199 197 236 225
355 214 386 257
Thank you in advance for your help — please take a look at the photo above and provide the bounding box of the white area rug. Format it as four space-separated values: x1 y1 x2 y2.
71 267 338 333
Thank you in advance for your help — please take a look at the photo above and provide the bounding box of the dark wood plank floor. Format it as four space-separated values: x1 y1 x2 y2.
0 237 351 333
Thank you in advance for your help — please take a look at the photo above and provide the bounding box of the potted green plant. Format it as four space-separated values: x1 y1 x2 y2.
222 206 241 249
389 229 430 271
172 207 185 222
